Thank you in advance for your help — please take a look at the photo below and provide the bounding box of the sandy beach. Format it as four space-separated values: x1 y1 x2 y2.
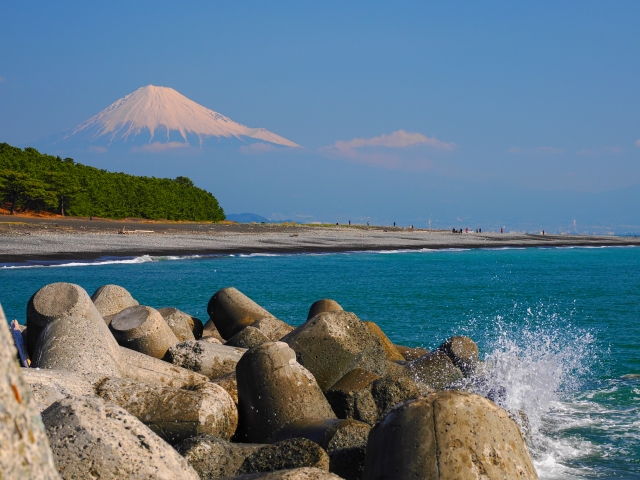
1 216 639 264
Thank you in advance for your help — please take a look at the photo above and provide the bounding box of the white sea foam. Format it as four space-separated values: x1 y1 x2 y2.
0 254 204 269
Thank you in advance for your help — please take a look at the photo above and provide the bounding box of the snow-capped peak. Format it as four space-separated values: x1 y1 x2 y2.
69 85 299 148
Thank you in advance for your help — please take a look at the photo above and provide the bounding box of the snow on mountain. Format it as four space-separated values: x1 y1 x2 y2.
56 85 299 150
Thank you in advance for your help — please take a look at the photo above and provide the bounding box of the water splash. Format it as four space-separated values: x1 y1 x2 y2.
458 308 600 478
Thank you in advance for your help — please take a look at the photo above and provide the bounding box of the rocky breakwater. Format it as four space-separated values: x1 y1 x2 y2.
3 283 538 479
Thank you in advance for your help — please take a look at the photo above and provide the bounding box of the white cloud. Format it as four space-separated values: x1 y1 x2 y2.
321 130 454 170
332 130 454 152
130 141 189 152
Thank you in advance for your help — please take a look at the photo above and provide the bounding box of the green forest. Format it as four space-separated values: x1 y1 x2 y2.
0 143 225 221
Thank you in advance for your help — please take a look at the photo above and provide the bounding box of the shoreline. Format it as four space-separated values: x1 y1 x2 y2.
1 226 639 266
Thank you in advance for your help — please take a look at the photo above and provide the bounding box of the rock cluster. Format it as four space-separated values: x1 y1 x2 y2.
2 283 538 479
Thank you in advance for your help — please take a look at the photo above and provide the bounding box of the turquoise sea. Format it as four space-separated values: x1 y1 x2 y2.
2 246 639 479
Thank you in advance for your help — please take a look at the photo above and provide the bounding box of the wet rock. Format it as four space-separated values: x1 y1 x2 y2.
363 321 405 361
0 306 60 479
27 282 107 357
213 371 239 404
33 314 122 380
238 438 330 475
405 350 463 389
370 375 421 419
307 299 343 321
158 307 197 342
91 284 138 325
228 468 342 479
42 396 199 480
110 305 179 359
95 377 237 443
176 434 263 479
120 346 209 388
324 368 381 425
203 317 226 342
283 311 388 391
168 339 246 379
235 342 336 442
22 369 96 412
269 418 370 454
226 326 271 349
252 316 295 340
437 335 479 376
328 446 366 480
362 392 538 480
394 344 429 361
208 287 274 339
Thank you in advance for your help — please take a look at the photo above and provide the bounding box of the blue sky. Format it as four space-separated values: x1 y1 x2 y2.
1 1 639 230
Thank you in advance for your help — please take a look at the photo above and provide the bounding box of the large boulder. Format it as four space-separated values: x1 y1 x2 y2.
252 316 295 341
282 311 388 391
91 284 139 325
110 305 179 359
42 396 199 479
176 434 263 479
363 392 538 480
235 342 336 442
226 326 271 349
208 287 274 339
32 314 122 380
0 306 60 479
238 438 330 475
437 335 479 376
306 299 343 321
26 282 107 356
202 317 226 342
405 350 463 389
157 307 197 342
168 340 246 379
22 369 96 412
95 377 238 443
370 375 421 419
213 371 239 404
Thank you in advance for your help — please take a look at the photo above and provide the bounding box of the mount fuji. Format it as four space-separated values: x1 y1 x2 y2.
38 85 300 153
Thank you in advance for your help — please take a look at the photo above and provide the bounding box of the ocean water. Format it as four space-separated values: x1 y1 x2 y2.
2 246 639 479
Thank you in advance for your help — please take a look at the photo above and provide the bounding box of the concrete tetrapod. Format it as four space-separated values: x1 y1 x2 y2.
33 314 122 380
306 299 343 321
436 335 479 376
168 339 246 379
0 306 60 480
95 377 238 443
238 438 330 475
42 396 200 480
226 325 271 349
228 468 342 479
405 350 464 389
394 344 429 361
27 282 108 357
110 305 179 359
22 369 96 412
363 321 405 361
235 342 336 443
362 392 538 480
208 287 274 339
252 316 295 340
324 368 381 425
176 434 264 479
158 307 199 342
283 311 388 391
91 284 139 325
202 317 226 342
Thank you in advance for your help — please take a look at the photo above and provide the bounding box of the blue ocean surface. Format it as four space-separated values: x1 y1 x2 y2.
2 246 639 479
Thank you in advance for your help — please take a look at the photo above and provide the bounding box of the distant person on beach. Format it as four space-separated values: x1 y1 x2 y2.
349 220 351 225
89 216 92 221
501 227 503 233
367 221 369 226
479 228 481 233
394 222 396 227
466 227 468 233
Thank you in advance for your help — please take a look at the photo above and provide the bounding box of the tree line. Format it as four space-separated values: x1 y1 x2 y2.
0 143 225 221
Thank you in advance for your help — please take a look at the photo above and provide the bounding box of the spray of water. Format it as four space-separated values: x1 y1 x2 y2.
456 306 599 478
